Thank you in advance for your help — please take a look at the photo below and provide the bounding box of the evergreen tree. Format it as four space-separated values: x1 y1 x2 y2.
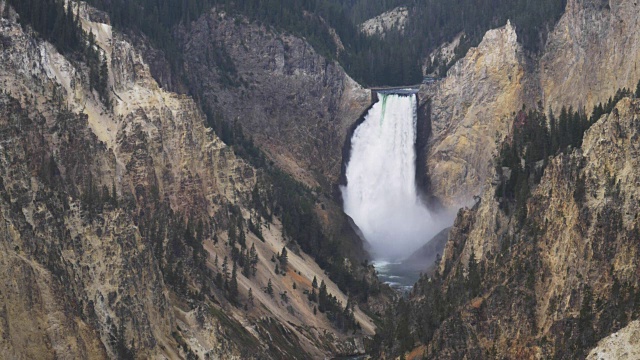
242 251 251 278
229 261 239 301
228 224 236 248
248 288 254 307
238 221 246 248
222 256 229 289
266 278 274 297
318 280 328 312
558 106 569 150
395 299 413 352
312 276 318 289
308 288 317 302
195 220 204 243
99 53 109 101
468 252 481 297
279 246 288 272
249 243 258 276
636 80 640 98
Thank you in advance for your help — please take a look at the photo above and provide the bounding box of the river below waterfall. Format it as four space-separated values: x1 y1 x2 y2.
373 260 423 292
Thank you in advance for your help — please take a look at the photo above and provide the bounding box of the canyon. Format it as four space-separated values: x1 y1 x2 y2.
0 1 380 358
0 0 639 358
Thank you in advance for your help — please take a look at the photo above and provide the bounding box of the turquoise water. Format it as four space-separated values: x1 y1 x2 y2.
373 260 422 292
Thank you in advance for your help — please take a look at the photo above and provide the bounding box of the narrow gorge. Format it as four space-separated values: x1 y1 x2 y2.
2 0 640 358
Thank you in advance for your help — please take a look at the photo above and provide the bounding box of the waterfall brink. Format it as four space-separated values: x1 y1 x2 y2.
341 93 440 261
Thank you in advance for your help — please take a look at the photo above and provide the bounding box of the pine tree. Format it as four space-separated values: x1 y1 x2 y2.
636 79 640 98
238 225 246 248
99 53 109 102
279 246 288 272
222 256 229 289
215 272 223 288
318 280 328 312
229 261 239 301
249 243 258 276
266 278 274 297
238 248 246 268
468 252 481 297
312 276 318 289
228 224 236 248
558 106 569 150
342 296 356 331
308 288 317 302
195 220 204 243
242 251 251 278
248 288 254 307
396 299 413 352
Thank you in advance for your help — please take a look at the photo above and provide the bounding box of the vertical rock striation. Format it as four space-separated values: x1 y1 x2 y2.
420 21 531 208
420 0 640 208
180 11 372 189
423 98 640 358
0 2 375 358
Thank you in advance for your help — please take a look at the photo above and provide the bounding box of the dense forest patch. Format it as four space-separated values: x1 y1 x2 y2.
77 0 567 86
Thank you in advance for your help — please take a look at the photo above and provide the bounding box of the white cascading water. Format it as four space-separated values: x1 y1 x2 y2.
341 93 440 261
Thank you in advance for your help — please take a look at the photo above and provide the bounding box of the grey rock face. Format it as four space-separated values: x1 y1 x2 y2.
180 11 371 188
419 0 640 209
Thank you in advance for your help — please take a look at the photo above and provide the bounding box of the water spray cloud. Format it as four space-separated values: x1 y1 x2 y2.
341 93 449 261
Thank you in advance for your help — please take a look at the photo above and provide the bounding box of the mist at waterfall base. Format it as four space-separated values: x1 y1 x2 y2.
341 93 450 267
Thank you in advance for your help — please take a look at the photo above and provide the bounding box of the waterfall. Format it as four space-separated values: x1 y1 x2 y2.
341 93 441 261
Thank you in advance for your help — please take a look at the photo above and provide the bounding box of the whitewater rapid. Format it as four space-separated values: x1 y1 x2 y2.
341 93 441 261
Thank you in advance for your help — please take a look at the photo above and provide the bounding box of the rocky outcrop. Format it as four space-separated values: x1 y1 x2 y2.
423 98 640 358
541 0 640 112
180 10 372 189
421 0 640 209
587 320 640 360
399 227 450 274
423 33 464 76
359 7 409 37
420 21 532 208
0 2 375 358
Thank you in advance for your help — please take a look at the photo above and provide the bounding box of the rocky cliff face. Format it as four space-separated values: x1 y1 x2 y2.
179 10 372 189
420 21 532 208
421 0 640 208
359 7 409 37
587 320 640 359
541 0 640 112
0 2 375 358
413 98 640 359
